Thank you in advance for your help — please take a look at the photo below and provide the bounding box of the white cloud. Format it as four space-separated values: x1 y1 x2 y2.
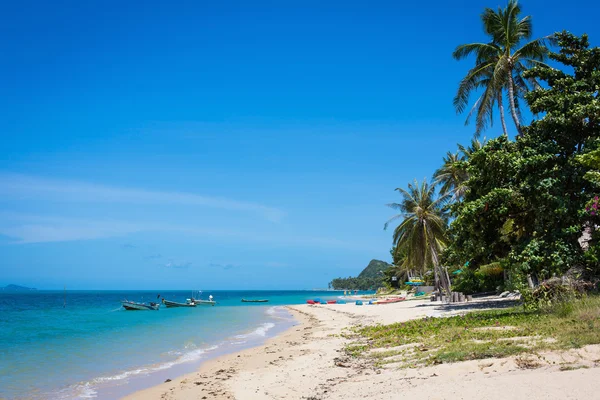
0 173 285 222
0 212 367 251
0 214 145 243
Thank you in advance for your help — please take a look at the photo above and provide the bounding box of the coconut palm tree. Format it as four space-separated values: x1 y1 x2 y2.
433 151 468 201
453 0 552 136
458 136 487 160
384 179 451 295
433 137 488 202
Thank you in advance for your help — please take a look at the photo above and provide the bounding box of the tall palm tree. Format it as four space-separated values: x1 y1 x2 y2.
453 0 551 136
384 179 451 295
433 151 468 201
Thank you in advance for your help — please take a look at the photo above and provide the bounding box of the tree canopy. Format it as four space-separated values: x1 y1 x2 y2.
446 32 600 285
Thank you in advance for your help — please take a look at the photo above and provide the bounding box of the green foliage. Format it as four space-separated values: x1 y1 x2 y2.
447 32 600 285
329 276 382 291
453 264 504 295
577 147 600 187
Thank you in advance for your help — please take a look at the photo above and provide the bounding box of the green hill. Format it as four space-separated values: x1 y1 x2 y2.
358 259 392 279
329 259 391 290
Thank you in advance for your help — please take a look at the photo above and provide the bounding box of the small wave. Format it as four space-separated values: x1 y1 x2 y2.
254 322 275 337
264 306 295 322
53 382 97 400
265 306 278 315
178 345 219 363
233 322 276 339
76 383 97 399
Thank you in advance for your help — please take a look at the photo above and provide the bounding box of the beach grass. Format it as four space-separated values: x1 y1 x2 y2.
346 296 600 368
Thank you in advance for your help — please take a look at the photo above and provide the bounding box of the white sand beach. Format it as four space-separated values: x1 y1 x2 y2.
125 298 600 400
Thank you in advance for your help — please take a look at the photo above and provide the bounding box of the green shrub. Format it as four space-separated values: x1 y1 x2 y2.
452 268 503 295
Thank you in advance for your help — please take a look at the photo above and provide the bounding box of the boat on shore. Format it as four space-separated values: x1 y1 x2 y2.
241 299 269 303
121 300 160 311
162 299 196 308
373 297 406 305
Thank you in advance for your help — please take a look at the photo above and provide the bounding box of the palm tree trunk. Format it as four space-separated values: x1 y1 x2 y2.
429 243 451 299
507 71 523 136
498 92 508 136
433 265 440 295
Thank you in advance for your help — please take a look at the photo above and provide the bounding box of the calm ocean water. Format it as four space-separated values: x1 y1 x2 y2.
0 290 356 399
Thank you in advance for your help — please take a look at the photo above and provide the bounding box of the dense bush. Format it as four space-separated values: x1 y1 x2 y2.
452 268 504 295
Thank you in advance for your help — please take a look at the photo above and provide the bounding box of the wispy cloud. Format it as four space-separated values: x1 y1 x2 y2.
208 262 239 270
0 174 285 222
164 260 192 269
0 213 145 243
146 254 162 259
0 212 364 251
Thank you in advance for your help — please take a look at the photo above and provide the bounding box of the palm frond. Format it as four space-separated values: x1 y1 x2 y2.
453 43 499 60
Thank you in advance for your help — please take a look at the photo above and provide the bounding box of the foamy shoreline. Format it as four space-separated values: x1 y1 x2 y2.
124 298 600 400
72 306 296 400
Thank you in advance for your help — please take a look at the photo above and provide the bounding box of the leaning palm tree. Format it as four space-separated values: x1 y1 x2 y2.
384 179 451 295
453 0 552 135
455 64 509 136
433 151 469 201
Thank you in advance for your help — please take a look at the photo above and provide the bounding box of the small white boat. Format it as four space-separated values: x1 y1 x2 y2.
121 300 160 311
188 290 216 306
189 298 216 306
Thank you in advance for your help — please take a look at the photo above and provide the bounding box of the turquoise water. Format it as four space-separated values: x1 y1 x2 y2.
0 290 353 399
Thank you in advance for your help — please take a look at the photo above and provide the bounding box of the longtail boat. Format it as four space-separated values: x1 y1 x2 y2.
162 298 196 308
121 300 160 311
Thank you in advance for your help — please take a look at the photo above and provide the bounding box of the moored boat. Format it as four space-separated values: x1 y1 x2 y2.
241 299 269 303
192 299 216 306
188 291 216 306
162 298 197 308
121 300 160 311
373 297 406 305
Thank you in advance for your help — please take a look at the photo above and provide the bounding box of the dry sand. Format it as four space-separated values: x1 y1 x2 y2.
125 298 600 400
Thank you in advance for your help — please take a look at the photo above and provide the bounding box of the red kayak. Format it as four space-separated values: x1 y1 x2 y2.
306 300 319 304
375 297 406 304
326 300 337 304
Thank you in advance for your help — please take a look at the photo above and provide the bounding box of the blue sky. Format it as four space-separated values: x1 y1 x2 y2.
1 0 599 289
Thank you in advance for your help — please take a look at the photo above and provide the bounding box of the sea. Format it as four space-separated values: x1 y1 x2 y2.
0 289 357 399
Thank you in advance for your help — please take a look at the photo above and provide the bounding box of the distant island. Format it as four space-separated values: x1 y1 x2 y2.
1 284 37 292
329 259 391 290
